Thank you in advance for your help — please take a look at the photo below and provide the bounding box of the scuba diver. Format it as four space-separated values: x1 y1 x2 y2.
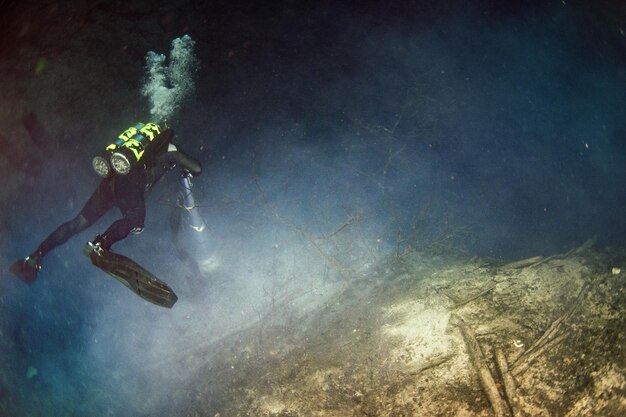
9 122 201 306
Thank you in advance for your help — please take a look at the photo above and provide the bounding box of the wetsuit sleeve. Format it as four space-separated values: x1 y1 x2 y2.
144 143 202 190
169 144 202 176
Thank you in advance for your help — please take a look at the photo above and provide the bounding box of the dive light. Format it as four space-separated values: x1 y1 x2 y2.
180 172 208 241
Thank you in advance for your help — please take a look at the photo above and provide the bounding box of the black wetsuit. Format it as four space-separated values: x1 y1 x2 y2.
36 139 201 256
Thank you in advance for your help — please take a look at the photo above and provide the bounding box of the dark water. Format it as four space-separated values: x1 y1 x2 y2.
1 1 624 415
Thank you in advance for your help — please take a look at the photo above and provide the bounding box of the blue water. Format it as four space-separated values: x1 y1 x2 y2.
1 1 625 415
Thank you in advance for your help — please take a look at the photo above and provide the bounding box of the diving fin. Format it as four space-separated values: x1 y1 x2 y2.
9 259 38 284
84 245 178 308
9 252 42 284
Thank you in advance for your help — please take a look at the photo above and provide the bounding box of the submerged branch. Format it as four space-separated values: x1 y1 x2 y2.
453 315 510 417
453 284 497 309
511 281 590 375
495 347 523 417
409 354 454 376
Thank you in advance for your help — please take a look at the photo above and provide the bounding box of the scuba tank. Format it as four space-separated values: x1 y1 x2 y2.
92 122 169 177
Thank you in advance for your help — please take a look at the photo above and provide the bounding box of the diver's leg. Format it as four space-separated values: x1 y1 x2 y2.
10 179 114 283
36 214 91 256
93 196 146 251
37 178 115 256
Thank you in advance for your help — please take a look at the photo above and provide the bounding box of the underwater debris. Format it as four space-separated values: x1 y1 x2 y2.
511 281 590 376
453 314 509 417
189 246 626 416
495 347 523 417
502 255 543 269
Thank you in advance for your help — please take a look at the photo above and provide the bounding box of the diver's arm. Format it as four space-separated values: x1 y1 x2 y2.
167 143 202 176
